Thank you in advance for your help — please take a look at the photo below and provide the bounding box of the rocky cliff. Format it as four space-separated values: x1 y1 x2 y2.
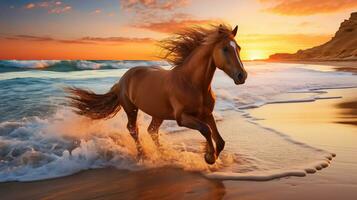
269 12 357 61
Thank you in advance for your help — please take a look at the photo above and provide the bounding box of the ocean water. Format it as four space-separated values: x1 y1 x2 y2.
0 60 356 182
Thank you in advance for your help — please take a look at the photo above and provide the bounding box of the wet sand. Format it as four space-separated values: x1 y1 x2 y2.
266 60 357 74
0 168 225 200
234 88 357 200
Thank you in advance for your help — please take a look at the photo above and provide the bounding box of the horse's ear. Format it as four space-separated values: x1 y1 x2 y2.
232 25 238 37
218 24 224 34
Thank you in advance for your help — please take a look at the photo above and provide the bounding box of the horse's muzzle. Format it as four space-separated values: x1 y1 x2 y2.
234 72 247 85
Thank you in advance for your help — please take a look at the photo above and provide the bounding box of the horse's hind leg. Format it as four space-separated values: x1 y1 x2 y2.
122 101 142 156
147 118 163 147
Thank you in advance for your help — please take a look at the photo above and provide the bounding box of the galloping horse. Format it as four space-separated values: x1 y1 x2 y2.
66 24 247 164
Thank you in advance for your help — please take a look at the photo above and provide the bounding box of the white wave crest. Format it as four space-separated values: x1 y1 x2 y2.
1 60 61 69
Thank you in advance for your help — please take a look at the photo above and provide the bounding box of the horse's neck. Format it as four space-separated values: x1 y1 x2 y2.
178 46 216 91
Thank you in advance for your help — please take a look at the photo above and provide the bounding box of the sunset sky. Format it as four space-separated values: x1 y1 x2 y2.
0 0 356 60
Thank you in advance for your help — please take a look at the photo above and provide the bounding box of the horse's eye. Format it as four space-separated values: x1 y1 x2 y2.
223 47 228 52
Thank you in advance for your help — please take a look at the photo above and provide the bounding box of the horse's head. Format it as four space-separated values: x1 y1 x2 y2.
212 25 247 85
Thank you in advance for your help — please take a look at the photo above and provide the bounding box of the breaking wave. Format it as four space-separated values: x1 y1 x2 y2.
0 60 170 72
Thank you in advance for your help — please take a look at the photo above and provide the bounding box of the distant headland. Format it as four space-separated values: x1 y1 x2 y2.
268 12 357 61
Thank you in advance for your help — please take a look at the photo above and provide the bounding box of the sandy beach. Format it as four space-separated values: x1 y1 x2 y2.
1 79 357 199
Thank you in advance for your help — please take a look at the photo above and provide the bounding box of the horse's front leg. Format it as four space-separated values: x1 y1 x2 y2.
203 114 225 157
147 117 163 147
177 113 216 164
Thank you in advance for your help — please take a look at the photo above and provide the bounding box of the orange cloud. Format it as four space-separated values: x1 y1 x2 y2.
121 0 188 11
4 35 155 45
121 0 208 33
0 39 157 60
80 37 154 44
134 18 217 33
49 5 71 14
259 0 357 15
25 3 35 9
0 34 157 60
92 9 102 14
24 1 72 14
298 21 312 27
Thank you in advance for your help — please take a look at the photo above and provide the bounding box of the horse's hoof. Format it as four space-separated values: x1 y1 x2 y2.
136 151 143 160
136 146 145 160
204 153 216 165
154 141 161 148
216 140 225 157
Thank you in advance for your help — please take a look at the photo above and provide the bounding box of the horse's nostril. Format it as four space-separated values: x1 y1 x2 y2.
238 73 244 80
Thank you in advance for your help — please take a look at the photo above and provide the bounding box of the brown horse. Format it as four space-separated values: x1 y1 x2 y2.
66 24 247 164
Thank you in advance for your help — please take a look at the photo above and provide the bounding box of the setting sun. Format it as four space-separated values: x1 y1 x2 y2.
243 50 268 61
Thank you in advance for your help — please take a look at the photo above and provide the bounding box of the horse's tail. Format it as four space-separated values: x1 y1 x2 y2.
65 82 121 120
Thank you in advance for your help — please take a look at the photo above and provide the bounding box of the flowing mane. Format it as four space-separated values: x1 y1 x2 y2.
159 24 234 68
